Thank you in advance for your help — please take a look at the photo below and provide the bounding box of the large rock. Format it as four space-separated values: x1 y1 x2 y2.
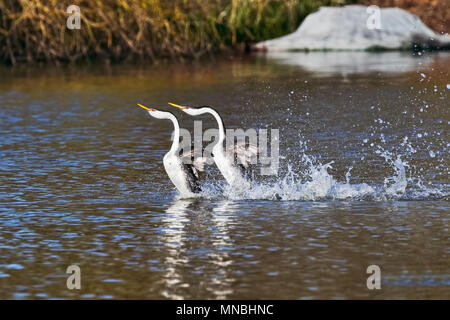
253 5 450 51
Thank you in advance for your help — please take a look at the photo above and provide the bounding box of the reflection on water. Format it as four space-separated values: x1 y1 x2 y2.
260 51 444 75
160 200 236 299
160 200 190 299
0 51 449 299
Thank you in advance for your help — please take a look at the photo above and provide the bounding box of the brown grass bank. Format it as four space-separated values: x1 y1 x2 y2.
0 0 446 65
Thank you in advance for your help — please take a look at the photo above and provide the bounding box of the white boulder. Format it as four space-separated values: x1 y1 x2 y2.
253 5 450 51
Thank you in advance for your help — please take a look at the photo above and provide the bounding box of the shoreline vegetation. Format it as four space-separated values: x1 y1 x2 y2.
0 0 447 65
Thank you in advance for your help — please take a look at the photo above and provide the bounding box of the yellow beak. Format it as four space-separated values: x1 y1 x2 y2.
168 102 186 110
137 103 151 111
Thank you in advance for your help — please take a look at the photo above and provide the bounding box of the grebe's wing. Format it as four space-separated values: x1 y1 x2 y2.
179 146 207 179
226 141 258 168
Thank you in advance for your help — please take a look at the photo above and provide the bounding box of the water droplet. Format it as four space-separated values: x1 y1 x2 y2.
4 264 24 270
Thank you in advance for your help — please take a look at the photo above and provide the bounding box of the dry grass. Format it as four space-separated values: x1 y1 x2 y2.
0 0 352 65
6 0 445 65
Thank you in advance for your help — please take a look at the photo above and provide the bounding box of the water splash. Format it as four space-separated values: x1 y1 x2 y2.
177 68 448 202
187 146 448 201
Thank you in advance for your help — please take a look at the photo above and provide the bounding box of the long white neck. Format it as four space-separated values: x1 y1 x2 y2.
203 107 225 147
167 113 180 155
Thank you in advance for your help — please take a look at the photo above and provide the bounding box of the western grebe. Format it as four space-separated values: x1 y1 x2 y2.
168 102 257 188
138 104 205 196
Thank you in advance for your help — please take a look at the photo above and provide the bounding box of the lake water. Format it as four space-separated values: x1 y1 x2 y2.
0 51 448 299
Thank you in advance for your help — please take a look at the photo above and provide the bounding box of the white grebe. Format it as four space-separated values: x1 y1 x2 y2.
168 102 257 188
138 104 205 196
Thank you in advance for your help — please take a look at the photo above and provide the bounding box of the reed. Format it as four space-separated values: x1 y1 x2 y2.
0 0 355 65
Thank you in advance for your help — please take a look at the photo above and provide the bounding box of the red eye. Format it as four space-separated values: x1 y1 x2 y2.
185 107 189 109
151 109 155 111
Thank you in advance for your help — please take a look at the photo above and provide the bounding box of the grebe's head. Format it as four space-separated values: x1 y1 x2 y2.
137 103 171 120
168 102 210 116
